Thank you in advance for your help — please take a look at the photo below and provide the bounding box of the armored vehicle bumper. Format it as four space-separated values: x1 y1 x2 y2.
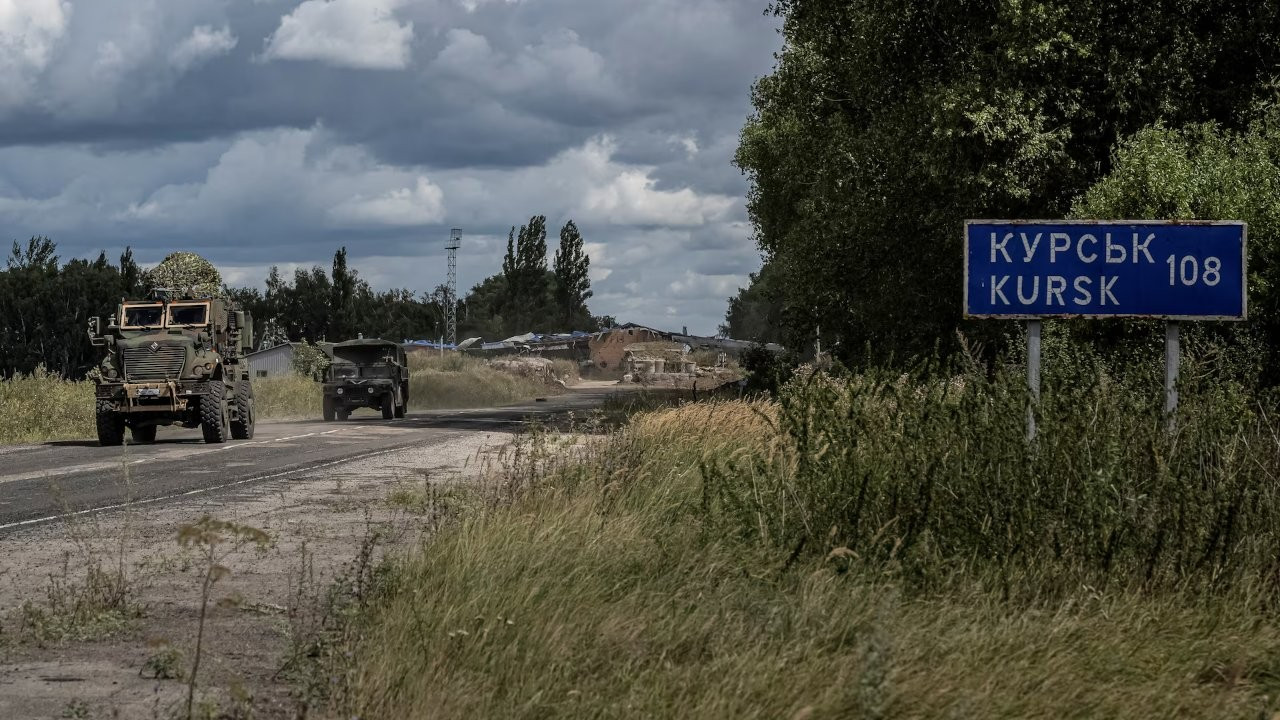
323 379 396 404
95 381 213 413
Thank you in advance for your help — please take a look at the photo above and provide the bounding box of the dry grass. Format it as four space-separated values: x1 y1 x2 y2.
252 374 320 419
0 367 95 444
408 353 568 410
317 374 1280 719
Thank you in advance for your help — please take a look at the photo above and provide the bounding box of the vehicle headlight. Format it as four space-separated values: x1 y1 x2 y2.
336 388 344 395
367 387 375 394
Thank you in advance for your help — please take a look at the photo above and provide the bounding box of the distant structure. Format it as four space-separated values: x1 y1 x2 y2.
445 228 461 346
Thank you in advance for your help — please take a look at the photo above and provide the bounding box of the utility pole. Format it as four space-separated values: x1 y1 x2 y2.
445 228 461 346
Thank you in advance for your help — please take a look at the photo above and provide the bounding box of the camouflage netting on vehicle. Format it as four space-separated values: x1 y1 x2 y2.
144 252 223 297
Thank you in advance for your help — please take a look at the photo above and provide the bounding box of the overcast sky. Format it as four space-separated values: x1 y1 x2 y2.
0 0 780 335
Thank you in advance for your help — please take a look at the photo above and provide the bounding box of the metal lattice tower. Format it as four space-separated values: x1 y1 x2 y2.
445 228 461 346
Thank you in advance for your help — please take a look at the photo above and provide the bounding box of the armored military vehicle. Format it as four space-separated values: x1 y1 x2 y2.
321 339 409 421
87 293 255 445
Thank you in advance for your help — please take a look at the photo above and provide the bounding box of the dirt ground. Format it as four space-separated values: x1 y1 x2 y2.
0 427 515 719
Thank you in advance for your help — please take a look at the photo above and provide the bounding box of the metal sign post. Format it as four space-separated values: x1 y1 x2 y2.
1165 321 1179 430
963 220 1247 440
1027 319 1041 441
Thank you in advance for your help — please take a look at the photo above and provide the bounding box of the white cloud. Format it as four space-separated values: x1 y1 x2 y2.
669 134 699 159
666 270 745 300
436 135 735 229
572 137 734 226
169 24 237 72
0 0 70 109
263 0 414 70
432 27 620 103
331 177 445 226
120 127 445 230
456 0 522 11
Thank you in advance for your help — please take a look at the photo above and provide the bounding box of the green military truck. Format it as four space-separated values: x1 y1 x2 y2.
321 339 409 421
87 293 255 445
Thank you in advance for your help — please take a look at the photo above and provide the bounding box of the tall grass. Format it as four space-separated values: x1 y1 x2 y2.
408 353 564 410
0 367 95 444
318 360 1280 719
252 375 320 419
702 362 1280 595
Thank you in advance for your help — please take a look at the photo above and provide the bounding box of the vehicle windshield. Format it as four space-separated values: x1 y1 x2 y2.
121 304 164 328
361 365 393 378
330 365 358 379
168 303 209 326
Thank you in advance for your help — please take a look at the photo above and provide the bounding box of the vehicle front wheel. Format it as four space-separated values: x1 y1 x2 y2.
381 394 395 420
323 397 335 422
200 381 229 444
95 401 125 447
394 383 407 418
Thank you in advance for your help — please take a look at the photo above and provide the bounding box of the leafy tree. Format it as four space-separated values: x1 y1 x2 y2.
1071 112 1280 383
119 247 142 298
330 247 362 340
738 0 1280 364
553 220 593 329
502 227 516 277
458 274 510 340
0 238 130 378
721 261 786 343
500 215 555 333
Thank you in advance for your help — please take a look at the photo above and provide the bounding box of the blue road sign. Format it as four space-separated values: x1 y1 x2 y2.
964 220 1247 319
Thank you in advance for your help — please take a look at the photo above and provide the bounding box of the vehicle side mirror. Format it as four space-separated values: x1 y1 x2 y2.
87 317 105 346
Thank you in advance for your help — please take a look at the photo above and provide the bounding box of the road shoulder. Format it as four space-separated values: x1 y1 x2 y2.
0 427 514 719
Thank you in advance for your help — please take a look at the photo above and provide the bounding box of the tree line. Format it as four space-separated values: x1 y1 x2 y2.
729 0 1280 382
0 216 602 378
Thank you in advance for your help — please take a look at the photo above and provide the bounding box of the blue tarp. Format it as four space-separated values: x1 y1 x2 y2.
403 340 457 350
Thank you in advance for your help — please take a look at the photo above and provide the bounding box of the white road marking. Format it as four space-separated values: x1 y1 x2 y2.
0 443 422 532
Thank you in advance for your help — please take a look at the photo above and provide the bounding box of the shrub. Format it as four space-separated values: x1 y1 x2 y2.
290 340 331 380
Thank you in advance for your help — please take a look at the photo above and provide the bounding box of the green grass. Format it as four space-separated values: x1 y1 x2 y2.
304 359 1280 719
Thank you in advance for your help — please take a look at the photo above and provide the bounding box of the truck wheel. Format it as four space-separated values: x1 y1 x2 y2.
231 380 255 440
130 424 157 444
394 382 407 418
381 394 395 420
200 380 229 444
95 401 125 446
323 397 335 422
336 407 349 421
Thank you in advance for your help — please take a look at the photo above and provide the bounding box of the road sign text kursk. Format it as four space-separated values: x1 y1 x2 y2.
964 220 1246 319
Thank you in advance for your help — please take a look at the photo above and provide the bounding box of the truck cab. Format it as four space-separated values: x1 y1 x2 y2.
321 339 409 421
88 293 255 445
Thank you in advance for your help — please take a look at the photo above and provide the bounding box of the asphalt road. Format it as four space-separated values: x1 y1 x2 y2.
0 384 623 533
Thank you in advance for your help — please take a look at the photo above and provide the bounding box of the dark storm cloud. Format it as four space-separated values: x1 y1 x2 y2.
0 0 781 334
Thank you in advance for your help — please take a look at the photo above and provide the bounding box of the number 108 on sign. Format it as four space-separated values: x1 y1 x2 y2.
964 221 1246 320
